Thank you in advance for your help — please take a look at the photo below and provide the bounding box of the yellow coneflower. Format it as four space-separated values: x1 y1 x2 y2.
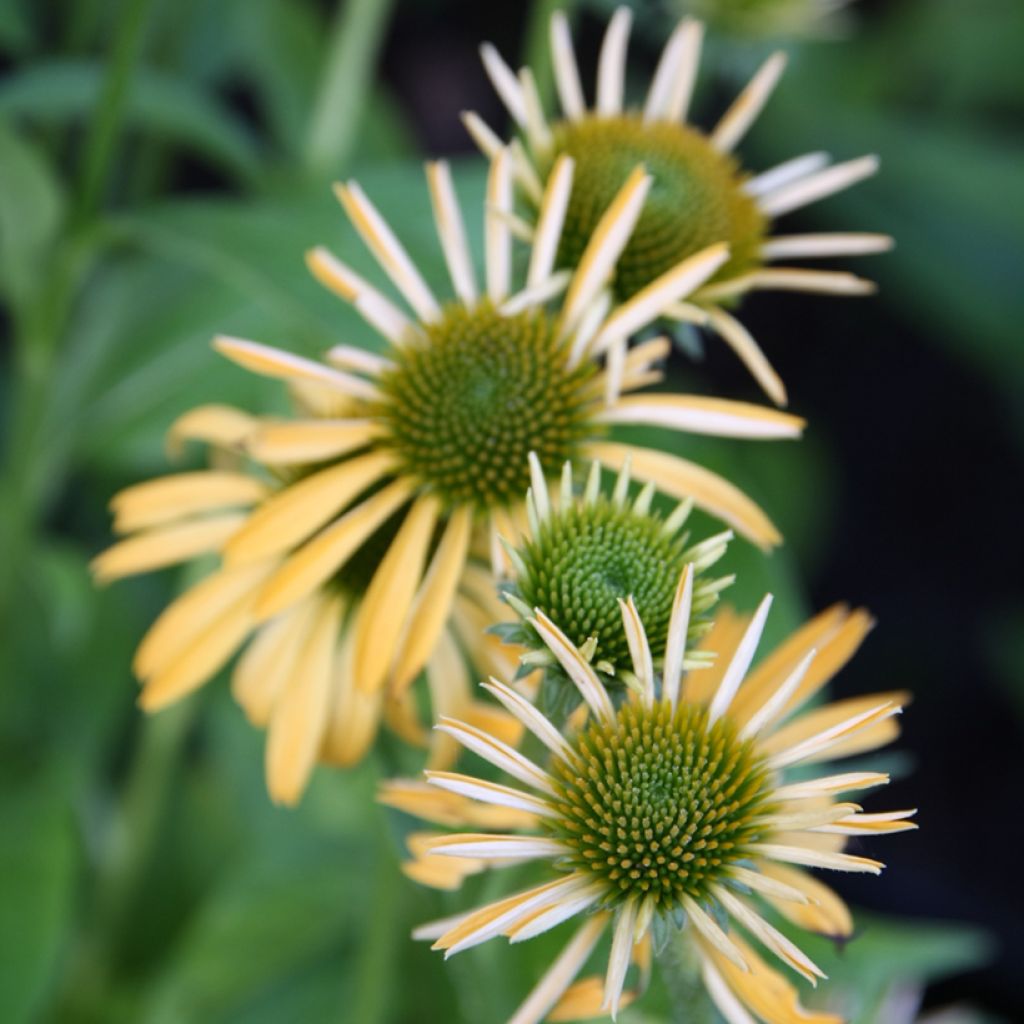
392 590 914 1023
93 149 799 803
92 397 522 805
469 6 891 405
498 454 733 688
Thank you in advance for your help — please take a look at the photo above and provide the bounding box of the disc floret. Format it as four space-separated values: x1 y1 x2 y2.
375 301 596 511
505 458 733 679
547 700 771 910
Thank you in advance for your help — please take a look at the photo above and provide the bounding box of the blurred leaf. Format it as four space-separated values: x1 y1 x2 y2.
788 912 992 1022
0 119 64 310
0 775 78 1024
0 59 262 182
0 0 32 55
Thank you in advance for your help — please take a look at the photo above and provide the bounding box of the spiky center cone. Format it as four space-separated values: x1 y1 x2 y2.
551 117 767 301
546 702 772 911
376 301 596 511
517 497 687 672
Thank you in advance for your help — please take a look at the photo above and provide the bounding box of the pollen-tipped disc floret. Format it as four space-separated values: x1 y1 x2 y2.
517 497 687 671
547 701 771 910
376 301 594 509
552 117 766 300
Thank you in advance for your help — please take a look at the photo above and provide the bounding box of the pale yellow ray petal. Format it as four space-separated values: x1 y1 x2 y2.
138 573 272 711
479 42 527 127
485 149 513 303
596 6 631 116
684 606 750 704
550 12 586 121
708 594 773 722
644 18 701 123
232 597 320 727
598 394 803 440
424 629 472 771
320 615 383 767
165 404 255 460
91 513 246 583
426 160 477 304
591 244 730 356
585 441 782 549
254 478 414 621
135 561 275 679
528 155 575 288
224 450 397 566
711 52 787 153
704 306 787 407
245 419 382 466
265 594 343 804
757 863 854 938
390 506 472 695
213 335 378 399
560 167 652 339
353 494 440 694
603 899 638 1014
305 246 416 346
758 155 879 218
743 151 830 198
508 914 610 1024
761 232 894 260
333 181 441 323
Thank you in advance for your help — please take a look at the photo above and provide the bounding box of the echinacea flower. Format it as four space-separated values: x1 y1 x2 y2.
92 393 522 804
499 454 733 686
469 6 891 405
93 150 799 803
395 588 914 1023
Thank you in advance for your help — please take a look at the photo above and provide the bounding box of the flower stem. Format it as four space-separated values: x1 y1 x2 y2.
656 928 719 1024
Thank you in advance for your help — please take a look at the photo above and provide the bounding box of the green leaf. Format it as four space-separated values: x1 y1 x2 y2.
0 59 262 182
0 774 78 1024
0 119 64 310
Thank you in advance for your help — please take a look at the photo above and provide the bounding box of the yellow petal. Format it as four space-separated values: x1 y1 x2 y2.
254 478 414 620
320 613 383 766
165 404 255 460
265 594 344 805
425 630 472 770
245 419 382 465
353 494 440 693
91 513 246 583
223 450 397 566
112 471 270 533
586 441 781 549
390 506 472 695
231 598 320 727
135 561 275 679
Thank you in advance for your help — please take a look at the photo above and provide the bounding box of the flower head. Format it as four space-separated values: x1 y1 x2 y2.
501 456 732 686
470 6 891 405
393 590 915 1023
93 151 799 802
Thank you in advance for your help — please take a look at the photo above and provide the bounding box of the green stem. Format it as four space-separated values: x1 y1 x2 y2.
49 701 198 1018
656 927 719 1024
73 0 154 224
303 0 396 176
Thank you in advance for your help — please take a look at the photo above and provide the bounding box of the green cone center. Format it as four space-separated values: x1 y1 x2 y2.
376 301 595 510
517 497 688 671
550 116 767 301
546 702 771 909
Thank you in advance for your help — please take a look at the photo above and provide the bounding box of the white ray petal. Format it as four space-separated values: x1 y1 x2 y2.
619 597 654 707
334 182 441 322
711 52 787 153
507 885 603 942
425 771 556 819
519 66 552 153
530 611 615 724
761 232 894 260
644 18 701 123
426 160 477 304
705 306 787 407
486 148 513 302
480 42 527 127
603 900 638 1016
740 649 816 739
427 834 568 860
500 271 571 316
772 771 890 801
662 564 694 711
758 155 880 218
757 843 884 875
743 151 830 198
596 7 632 116
701 959 758 1024
550 11 586 120
708 594 773 722
435 716 555 794
769 701 901 769
682 895 747 971
481 678 575 761
528 155 575 288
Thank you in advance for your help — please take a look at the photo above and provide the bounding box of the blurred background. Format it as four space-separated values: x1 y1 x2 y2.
1 0 1022 1021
